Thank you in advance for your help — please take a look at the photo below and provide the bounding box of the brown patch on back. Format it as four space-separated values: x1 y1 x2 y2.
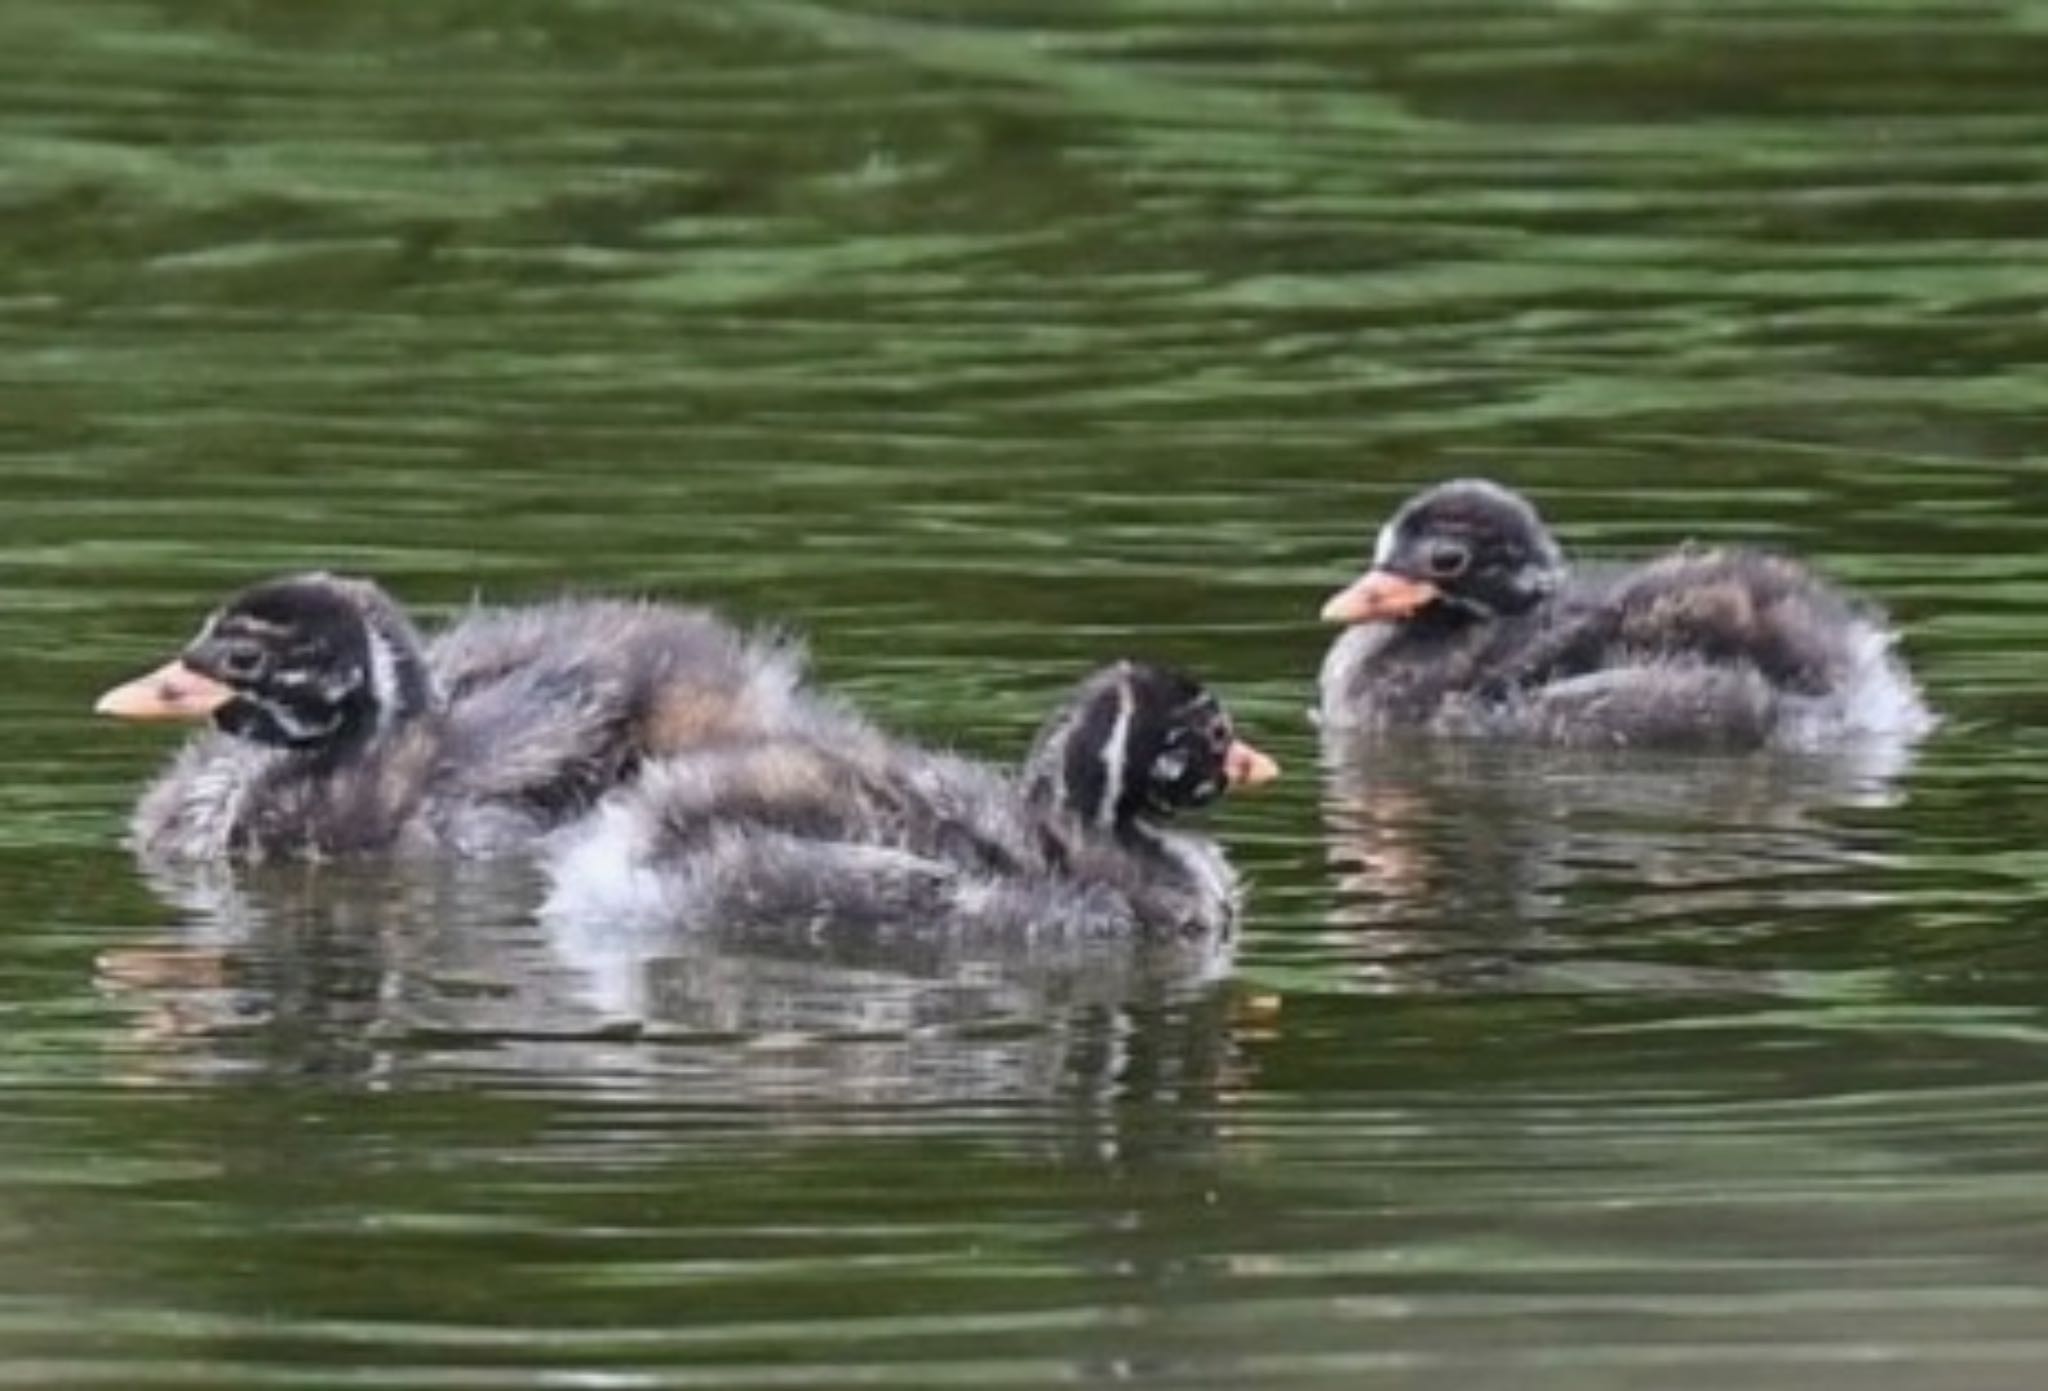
645 688 751 753
740 745 837 803
1623 579 1758 647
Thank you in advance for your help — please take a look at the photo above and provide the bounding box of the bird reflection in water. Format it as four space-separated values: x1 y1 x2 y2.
1318 730 1920 997
94 857 1250 1111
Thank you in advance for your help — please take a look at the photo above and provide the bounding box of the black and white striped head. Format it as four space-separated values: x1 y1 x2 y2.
1322 479 1565 626
95 573 436 752
1025 661 1278 830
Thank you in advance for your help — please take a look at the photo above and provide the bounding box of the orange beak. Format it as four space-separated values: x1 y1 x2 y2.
1224 739 1280 790
94 660 236 723
1320 570 1440 625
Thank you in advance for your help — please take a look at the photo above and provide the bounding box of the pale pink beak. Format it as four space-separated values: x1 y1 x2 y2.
1319 570 1441 625
94 660 235 723
1224 739 1280 790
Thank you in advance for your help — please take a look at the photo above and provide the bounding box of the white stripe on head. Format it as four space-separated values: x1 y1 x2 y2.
1092 672 1136 829
364 626 403 731
1371 519 1398 568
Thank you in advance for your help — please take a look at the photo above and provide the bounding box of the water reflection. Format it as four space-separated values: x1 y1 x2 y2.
99 859 1241 1106
1318 733 1918 997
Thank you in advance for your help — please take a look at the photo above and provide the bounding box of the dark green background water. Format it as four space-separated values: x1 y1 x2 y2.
4 2 2047 1387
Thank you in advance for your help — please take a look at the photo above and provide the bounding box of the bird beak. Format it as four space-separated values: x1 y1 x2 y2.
1320 570 1440 625
1224 739 1281 790
94 660 236 723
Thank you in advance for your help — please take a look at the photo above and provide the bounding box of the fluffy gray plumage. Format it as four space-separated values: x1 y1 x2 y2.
543 662 1252 945
1319 480 1935 751
125 577 815 862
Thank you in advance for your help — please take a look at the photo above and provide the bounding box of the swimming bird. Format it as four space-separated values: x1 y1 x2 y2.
96 572 812 861
543 660 1279 944
1317 479 1933 750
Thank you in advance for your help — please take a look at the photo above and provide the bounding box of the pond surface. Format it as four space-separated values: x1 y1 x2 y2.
4 2 2048 1387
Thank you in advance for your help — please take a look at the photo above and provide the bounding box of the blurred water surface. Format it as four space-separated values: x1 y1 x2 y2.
3 2 2047 1387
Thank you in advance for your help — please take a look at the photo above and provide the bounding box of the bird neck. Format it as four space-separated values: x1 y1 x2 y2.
279 616 439 762
1023 689 1139 831
1394 598 1493 649
364 619 439 733
1121 817 1234 911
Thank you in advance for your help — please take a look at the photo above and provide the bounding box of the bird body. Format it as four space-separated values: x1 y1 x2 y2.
100 576 811 862
1318 480 1933 751
544 662 1276 944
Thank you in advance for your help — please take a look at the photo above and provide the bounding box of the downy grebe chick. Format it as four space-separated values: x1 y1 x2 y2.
1317 479 1934 750
97 573 810 861
543 660 1279 943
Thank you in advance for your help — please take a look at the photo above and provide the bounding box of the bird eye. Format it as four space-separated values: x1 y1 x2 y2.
1425 540 1471 579
216 641 269 682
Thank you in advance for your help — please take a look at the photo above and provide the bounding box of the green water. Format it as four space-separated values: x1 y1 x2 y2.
4 2 2048 1387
